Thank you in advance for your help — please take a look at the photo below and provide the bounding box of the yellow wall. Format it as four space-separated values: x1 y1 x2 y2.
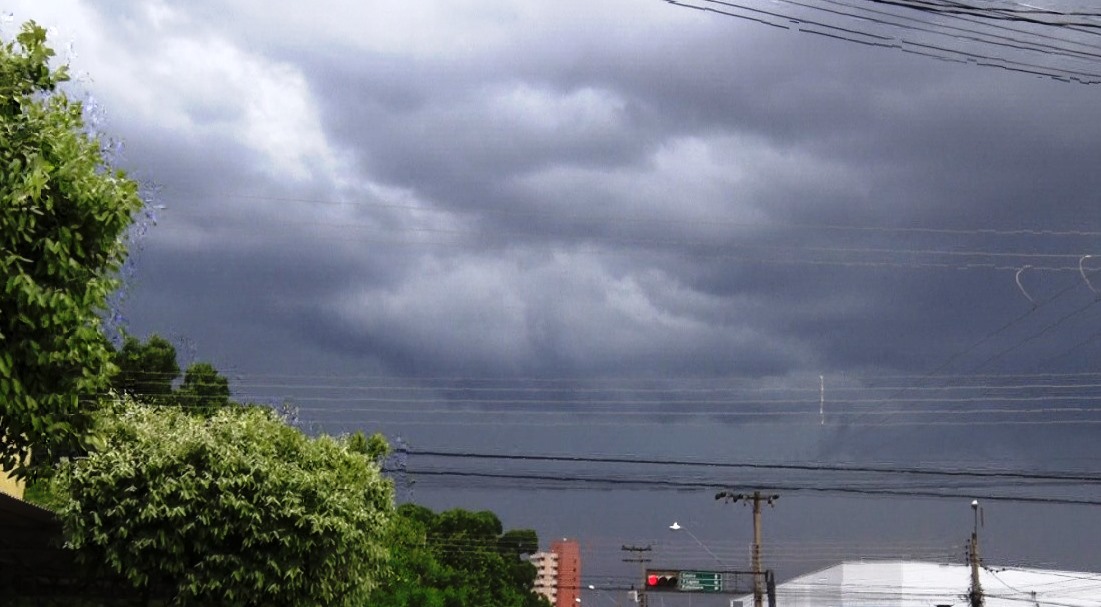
0 468 25 499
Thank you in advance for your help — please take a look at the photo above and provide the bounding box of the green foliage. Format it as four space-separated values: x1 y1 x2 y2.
371 504 549 607
55 399 394 606
21 472 68 511
499 529 539 558
0 21 143 478
114 334 179 400
346 429 390 464
111 333 235 416
176 361 230 415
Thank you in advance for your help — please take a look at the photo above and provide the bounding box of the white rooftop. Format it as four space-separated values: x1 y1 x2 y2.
739 560 1101 607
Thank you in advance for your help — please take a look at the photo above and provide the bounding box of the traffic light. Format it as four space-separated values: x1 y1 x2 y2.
645 570 679 591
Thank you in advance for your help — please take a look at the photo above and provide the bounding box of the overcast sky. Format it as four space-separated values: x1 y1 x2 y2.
8 0 1101 596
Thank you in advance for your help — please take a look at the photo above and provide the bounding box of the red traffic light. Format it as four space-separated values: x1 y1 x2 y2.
646 571 678 589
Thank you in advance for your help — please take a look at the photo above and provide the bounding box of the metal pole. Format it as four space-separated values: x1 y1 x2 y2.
752 492 763 607
969 500 984 607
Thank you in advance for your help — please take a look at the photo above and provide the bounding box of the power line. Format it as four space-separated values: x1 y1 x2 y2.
154 214 1100 264
385 467 1101 506
405 449 1101 483
666 0 1101 83
801 0 1101 64
902 273 1082 379
303 415 1101 428
206 193 1101 239
861 0 1101 28
115 368 1101 391
965 297 1101 373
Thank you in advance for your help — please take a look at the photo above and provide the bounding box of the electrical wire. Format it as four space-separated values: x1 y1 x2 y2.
404 449 1101 483
666 0 1101 83
210 194 1101 238
383 467 1101 506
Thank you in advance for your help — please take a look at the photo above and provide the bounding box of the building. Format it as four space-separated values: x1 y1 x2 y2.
553 539 581 607
0 471 23 499
738 560 1101 607
531 538 581 607
531 550 560 605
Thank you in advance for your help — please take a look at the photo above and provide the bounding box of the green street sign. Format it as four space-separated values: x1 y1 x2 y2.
678 571 722 592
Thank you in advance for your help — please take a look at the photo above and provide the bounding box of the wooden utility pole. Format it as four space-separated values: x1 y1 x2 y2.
716 490 779 607
621 544 652 607
968 500 984 607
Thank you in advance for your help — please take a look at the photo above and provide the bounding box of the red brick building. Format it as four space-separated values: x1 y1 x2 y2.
531 538 581 607
552 538 580 607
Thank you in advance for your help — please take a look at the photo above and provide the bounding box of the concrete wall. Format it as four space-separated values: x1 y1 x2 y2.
0 468 25 499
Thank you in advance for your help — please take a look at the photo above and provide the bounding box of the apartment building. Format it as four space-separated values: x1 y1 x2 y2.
530 538 581 607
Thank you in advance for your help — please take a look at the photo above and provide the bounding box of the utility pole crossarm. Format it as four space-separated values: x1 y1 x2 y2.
717 490 779 607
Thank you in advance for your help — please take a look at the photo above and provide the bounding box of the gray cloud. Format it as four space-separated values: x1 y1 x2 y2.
11 0 1101 578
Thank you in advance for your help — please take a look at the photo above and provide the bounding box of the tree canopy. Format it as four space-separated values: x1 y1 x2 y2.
111 333 233 416
53 399 394 606
0 21 144 477
371 504 549 607
114 334 179 401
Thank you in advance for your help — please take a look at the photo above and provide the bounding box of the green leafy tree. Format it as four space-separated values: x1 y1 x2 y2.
499 529 539 557
371 504 549 607
110 334 238 416
114 334 180 400
176 361 230 415
0 22 143 477
347 429 391 463
54 399 394 606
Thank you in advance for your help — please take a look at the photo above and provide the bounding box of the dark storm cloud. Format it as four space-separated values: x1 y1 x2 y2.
11 0 1101 580
287 12 1101 382
13 0 1101 388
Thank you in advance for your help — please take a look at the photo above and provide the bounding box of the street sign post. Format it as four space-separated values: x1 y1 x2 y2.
647 569 725 593
678 571 722 592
